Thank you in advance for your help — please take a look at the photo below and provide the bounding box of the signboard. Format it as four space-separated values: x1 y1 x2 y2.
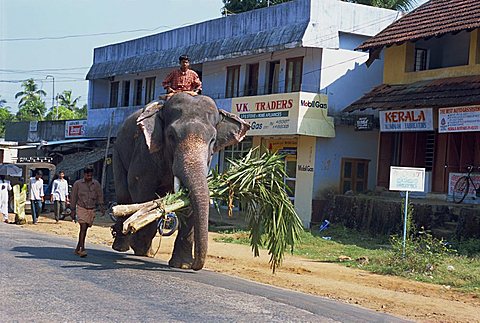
380 108 433 132
354 115 374 131
389 166 425 192
439 106 480 133
231 92 334 137
448 172 480 197
29 121 38 132
65 120 87 138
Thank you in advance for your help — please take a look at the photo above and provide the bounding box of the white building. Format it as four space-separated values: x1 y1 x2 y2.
86 0 399 227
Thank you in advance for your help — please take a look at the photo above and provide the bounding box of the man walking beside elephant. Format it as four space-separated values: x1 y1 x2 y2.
70 167 104 257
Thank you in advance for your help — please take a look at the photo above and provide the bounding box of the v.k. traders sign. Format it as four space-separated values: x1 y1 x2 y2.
379 108 433 132
231 92 334 137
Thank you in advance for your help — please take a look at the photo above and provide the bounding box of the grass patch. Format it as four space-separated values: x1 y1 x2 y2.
213 224 480 295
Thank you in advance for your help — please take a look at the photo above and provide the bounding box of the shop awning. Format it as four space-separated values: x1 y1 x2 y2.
55 148 107 176
344 75 480 112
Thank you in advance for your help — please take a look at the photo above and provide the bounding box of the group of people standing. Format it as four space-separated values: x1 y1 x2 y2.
1 166 104 258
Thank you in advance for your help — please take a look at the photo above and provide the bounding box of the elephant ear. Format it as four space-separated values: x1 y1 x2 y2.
137 100 164 153
214 109 250 153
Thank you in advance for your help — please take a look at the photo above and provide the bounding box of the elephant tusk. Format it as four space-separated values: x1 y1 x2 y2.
174 176 181 193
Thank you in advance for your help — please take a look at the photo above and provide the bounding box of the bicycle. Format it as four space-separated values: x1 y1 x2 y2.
453 165 480 203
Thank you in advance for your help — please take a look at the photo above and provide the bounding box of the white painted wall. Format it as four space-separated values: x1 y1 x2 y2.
313 125 379 199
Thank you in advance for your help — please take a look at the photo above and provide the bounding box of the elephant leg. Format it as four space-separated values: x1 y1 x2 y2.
169 212 194 269
130 221 158 257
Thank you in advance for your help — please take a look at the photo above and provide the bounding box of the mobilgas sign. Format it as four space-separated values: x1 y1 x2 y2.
231 92 334 137
379 108 433 132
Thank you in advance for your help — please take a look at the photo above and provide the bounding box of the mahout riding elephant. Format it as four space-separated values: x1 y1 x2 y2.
111 93 249 270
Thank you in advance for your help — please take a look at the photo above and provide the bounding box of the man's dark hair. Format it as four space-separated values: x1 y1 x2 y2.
83 166 94 174
179 54 189 62
58 170 65 175
35 170 43 176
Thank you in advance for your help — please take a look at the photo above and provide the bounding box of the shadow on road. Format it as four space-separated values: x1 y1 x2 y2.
11 245 193 274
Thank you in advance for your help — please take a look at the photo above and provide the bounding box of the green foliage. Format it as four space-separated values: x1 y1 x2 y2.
222 0 292 15
341 0 418 11
16 96 46 121
454 239 480 257
44 91 87 120
208 147 304 272
14 79 47 121
0 96 15 137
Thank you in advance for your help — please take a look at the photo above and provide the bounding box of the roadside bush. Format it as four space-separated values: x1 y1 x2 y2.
382 200 455 274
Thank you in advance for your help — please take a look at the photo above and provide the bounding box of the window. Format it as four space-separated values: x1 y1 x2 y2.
340 158 369 194
245 63 259 96
226 65 240 98
412 31 470 71
145 77 156 103
133 79 143 106
266 61 280 94
414 48 428 71
109 81 119 107
122 80 130 106
285 57 303 93
221 137 253 171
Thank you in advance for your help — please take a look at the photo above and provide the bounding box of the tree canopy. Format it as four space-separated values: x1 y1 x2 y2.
222 0 418 14
0 96 15 137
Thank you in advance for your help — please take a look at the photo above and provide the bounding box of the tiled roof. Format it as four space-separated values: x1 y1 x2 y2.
343 75 480 112
357 0 480 51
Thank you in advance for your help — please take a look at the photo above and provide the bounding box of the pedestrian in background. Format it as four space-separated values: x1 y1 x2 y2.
70 166 104 257
50 170 69 223
28 170 44 224
0 175 12 223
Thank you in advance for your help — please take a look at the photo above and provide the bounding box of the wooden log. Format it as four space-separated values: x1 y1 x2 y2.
123 196 191 234
113 200 158 217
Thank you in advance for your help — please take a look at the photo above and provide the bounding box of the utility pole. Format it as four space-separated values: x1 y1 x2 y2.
46 75 56 119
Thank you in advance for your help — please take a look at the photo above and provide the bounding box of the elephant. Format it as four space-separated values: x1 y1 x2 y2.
111 92 250 270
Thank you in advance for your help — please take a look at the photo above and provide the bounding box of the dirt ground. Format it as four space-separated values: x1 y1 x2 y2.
6 212 480 323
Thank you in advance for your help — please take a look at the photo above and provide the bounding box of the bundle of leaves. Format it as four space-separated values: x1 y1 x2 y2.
208 147 304 273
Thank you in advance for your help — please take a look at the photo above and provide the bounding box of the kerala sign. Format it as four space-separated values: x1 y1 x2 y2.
380 108 433 132
65 120 87 138
231 92 335 137
389 166 425 192
439 106 480 133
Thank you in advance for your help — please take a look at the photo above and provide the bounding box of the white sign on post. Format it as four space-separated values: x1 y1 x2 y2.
389 166 425 192
389 166 426 258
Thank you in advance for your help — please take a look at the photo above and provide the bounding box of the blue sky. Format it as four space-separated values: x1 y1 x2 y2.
0 0 224 112
1 0 427 113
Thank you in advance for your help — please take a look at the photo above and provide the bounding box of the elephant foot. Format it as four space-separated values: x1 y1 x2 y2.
191 259 204 271
169 257 193 270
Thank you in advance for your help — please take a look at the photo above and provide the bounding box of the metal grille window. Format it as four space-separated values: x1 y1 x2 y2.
134 79 143 106
285 57 303 93
414 48 428 71
109 81 119 107
145 77 156 103
221 137 253 171
226 65 240 98
122 80 130 107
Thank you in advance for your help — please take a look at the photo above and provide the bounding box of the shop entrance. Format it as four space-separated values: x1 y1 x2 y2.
263 138 298 203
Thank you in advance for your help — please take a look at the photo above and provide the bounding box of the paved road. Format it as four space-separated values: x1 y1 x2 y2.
0 223 408 322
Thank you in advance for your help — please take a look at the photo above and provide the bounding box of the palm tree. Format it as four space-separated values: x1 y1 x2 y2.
56 90 80 111
14 78 47 108
342 0 418 11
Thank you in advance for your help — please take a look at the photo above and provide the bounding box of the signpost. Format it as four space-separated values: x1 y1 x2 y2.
389 166 426 256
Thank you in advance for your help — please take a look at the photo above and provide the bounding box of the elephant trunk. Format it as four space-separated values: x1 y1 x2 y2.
174 135 210 270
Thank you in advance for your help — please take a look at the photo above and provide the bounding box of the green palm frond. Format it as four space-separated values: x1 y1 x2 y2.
208 147 303 273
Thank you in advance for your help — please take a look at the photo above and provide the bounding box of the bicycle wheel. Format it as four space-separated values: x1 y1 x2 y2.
453 176 469 203
158 212 179 237
107 202 118 222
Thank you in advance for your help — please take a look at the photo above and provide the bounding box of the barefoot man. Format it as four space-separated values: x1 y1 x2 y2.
70 166 104 257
